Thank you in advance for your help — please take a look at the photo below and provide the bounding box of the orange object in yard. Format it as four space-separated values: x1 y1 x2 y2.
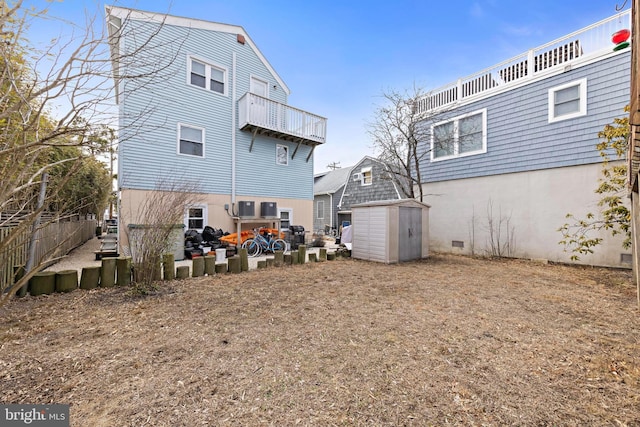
258 227 285 239
219 230 253 246
219 228 284 245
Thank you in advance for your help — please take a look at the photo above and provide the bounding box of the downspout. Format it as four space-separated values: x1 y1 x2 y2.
231 52 236 209
232 52 241 246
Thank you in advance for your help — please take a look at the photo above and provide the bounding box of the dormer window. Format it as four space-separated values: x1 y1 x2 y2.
361 167 372 185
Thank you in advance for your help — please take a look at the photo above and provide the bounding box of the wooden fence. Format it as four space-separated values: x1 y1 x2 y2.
0 219 96 291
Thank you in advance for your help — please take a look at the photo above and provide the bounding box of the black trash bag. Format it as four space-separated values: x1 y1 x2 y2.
202 226 216 242
185 229 203 245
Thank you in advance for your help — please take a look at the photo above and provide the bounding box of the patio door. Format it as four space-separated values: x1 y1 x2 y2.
250 76 268 126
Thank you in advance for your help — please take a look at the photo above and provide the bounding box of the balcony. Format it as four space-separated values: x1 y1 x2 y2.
418 9 631 113
238 93 327 161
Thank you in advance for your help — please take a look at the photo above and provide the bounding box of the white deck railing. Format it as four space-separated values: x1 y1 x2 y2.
238 93 327 144
418 10 631 113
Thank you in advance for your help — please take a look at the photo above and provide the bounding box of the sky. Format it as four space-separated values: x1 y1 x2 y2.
23 0 631 173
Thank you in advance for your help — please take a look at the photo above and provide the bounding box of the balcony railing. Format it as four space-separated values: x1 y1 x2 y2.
238 93 327 147
418 9 631 113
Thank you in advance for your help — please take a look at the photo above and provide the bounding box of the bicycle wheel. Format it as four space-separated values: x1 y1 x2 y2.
271 238 288 253
242 238 261 257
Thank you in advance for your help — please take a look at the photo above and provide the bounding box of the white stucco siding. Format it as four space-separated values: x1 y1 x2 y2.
424 162 630 268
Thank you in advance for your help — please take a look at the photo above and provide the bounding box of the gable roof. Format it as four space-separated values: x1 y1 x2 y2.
106 5 291 101
314 166 354 195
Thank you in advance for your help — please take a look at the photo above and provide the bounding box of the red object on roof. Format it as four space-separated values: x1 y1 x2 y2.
612 29 630 44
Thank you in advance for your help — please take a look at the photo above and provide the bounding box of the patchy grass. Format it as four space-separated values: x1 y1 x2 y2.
1 254 639 426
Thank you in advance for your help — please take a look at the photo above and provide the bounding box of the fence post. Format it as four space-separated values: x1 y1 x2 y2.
80 266 101 290
20 173 48 297
116 257 132 286
101 257 117 287
163 254 175 280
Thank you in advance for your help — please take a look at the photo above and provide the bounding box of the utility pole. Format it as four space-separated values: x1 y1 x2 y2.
327 161 341 170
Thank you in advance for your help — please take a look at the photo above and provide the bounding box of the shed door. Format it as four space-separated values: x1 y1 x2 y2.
398 207 422 261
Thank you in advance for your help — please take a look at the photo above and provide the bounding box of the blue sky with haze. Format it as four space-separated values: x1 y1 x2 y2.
25 0 630 173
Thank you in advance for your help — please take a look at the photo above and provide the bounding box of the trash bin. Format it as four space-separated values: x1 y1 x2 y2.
289 225 305 250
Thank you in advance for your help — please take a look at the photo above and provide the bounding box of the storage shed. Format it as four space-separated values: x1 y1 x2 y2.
351 199 430 263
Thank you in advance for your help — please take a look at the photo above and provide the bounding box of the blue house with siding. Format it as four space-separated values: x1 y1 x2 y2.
106 6 326 249
417 10 631 267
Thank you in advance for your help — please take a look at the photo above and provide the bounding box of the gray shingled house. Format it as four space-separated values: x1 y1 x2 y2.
334 156 403 229
313 166 354 234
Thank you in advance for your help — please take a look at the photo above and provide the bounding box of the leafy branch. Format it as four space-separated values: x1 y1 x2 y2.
558 106 630 260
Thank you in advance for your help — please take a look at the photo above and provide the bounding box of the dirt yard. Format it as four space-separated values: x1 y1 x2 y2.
1 254 639 426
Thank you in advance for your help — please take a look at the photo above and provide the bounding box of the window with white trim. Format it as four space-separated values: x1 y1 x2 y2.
317 201 324 219
178 124 204 157
431 109 487 161
548 78 587 123
361 167 372 185
279 208 292 230
185 205 207 232
188 56 227 95
276 144 288 166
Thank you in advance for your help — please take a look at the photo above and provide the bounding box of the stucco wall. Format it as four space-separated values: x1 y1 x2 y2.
423 162 630 268
631 188 640 298
119 188 313 252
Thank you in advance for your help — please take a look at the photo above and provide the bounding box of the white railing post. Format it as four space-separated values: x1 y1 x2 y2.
238 91 326 143
421 10 630 111
302 114 306 138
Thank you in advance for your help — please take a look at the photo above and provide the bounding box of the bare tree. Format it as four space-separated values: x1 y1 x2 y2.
368 86 460 202
0 1 182 305
484 199 516 258
121 179 200 291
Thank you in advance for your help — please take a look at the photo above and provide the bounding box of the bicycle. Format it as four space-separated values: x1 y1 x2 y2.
315 224 338 238
242 228 288 257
